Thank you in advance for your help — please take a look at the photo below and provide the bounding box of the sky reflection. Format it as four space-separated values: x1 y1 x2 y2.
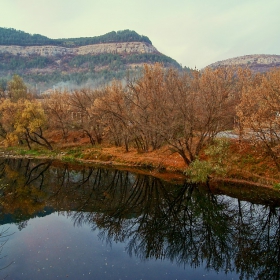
2 212 239 280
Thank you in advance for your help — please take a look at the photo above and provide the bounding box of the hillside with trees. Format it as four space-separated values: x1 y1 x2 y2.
0 27 183 92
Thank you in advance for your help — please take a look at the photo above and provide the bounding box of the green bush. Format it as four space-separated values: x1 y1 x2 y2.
185 160 212 183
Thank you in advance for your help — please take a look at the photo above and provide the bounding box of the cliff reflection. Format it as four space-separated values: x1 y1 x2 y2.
0 158 280 279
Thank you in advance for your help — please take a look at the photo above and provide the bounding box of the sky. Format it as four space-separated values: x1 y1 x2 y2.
1 0 280 69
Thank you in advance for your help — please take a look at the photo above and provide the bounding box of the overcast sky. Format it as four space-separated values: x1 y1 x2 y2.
2 0 280 69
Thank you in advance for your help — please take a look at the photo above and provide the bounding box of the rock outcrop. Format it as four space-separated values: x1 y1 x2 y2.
0 42 158 57
207 54 280 72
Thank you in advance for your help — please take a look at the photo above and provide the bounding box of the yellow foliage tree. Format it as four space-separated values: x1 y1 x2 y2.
0 99 52 150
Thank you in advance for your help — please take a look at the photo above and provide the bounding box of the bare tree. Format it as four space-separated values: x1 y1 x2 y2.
237 68 280 170
66 88 105 145
43 90 72 141
126 64 240 164
93 81 131 151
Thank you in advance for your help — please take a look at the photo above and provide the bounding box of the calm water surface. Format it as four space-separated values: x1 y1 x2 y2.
0 158 280 280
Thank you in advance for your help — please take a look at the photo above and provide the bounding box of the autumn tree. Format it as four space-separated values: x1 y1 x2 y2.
0 99 24 145
126 64 170 151
66 88 105 145
173 66 242 164
0 75 51 149
0 99 52 150
93 81 131 151
125 64 240 164
43 90 72 141
237 68 280 170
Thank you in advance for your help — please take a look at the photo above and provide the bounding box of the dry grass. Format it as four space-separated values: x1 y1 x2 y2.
87 146 186 170
223 141 280 186
45 131 186 171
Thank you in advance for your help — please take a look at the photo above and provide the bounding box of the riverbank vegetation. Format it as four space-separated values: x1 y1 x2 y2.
0 64 279 187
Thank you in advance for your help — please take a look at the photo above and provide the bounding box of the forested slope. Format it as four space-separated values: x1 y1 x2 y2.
0 27 184 91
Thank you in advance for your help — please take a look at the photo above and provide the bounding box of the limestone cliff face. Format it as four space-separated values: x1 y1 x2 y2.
207 54 280 72
0 42 158 57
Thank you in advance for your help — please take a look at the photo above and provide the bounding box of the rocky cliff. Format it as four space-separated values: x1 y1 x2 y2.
207 54 280 72
0 42 158 57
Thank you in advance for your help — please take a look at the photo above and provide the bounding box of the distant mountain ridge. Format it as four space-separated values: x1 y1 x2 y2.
207 54 280 72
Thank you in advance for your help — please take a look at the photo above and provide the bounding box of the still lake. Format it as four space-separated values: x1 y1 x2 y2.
0 158 279 280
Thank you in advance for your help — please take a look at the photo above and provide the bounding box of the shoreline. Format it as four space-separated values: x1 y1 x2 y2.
0 146 279 191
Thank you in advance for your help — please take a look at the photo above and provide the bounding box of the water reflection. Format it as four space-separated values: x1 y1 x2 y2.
0 227 14 279
0 158 280 279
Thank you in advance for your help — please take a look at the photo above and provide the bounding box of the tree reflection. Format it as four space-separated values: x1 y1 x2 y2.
84 183 236 272
0 157 280 279
234 203 280 280
0 158 52 220
0 227 14 279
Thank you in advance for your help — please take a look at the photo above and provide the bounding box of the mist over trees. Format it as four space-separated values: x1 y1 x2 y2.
0 64 280 170
0 47 181 92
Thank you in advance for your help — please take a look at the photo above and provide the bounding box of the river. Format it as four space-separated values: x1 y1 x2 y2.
0 158 279 279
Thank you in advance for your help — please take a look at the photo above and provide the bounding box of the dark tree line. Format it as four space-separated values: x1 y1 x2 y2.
0 53 52 70
0 28 152 47
68 53 180 69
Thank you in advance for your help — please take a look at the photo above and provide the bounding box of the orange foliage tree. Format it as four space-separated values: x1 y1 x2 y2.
93 81 131 151
237 68 280 170
66 88 105 145
126 64 240 164
43 90 72 141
